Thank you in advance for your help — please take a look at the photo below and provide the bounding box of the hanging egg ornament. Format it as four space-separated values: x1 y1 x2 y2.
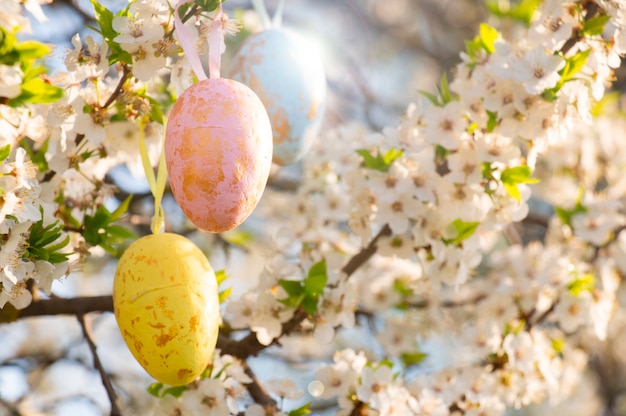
113 233 220 386
165 78 273 233
229 27 327 166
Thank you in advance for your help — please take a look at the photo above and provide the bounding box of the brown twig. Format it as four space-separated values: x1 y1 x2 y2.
102 66 130 109
16 296 114 319
77 313 122 416
401 292 488 310
242 362 277 411
591 224 626 263
560 0 602 55
529 300 558 329
341 224 392 277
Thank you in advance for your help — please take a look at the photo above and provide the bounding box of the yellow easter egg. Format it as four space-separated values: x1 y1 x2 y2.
113 233 220 386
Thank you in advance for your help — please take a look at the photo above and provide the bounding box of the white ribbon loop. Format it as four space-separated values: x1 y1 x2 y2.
208 3 223 79
174 0 208 81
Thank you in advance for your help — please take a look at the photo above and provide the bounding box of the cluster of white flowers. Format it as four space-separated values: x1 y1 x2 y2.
0 148 67 308
220 0 626 413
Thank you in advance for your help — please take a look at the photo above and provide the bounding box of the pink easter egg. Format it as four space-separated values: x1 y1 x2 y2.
165 78 273 233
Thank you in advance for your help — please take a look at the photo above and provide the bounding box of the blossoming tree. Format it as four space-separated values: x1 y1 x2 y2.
1 0 626 415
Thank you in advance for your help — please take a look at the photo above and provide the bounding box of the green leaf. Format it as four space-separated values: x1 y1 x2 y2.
581 14 611 36
279 279 304 298
89 206 112 229
90 0 116 41
221 229 254 248
503 319 525 336
89 0 132 65
435 144 450 165
83 199 137 250
301 260 328 314
147 382 163 397
378 359 394 369
356 147 403 173
478 23 498 54
307 259 327 280
482 162 494 180
551 338 565 354
278 262 328 315
541 87 558 102
48 252 71 263
0 27 19 65
464 23 499 62
211 362 231 380
485 0 540 26
40 231 70 252
301 296 318 315
20 139 49 172
279 261 328 315
108 48 133 66
278 295 304 309
555 200 587 227
304 268 327 298
218 287 232 303
382 148 404 166
161 385 188 398
501 166 540 185
568 273 595 296
500 165 540 202
215 269 228 285
110 194 133 222
393 279 413 297
194 0 223 13
0 144 10 162
25 208 70 264
14 41 51 60
10 78 64 106
106 225 137 240
591 91 620 117
437 72 453 104
503 182 521 202
400 351 428 367
177 2 194 19
418 89 442 107
501 165 532 184
443 219 480 245
147 96 164 125
560 49 590 82
288 403 311 416
486 110 498 132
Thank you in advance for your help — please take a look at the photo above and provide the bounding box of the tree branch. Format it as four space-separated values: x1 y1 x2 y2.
560 0 602 55
15 296 113 319
9 224 393 360
217 224 393 359
102 66 130 109
77 313 122 416
242 362 277 412
341 224 392 277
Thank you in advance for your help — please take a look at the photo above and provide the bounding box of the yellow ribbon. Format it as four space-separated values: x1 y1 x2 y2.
139 119 168 234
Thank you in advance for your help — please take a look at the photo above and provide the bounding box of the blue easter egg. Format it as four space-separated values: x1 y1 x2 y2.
229 27 327 166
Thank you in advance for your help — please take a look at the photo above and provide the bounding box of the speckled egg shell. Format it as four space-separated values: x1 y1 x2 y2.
229 27 327 166
113 233 220 386
165 78 272 233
